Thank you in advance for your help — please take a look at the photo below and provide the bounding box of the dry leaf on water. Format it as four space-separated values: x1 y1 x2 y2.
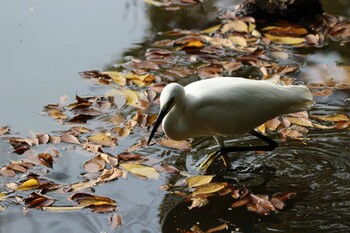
17 178 40 191
192 182 227 196
186 175 215 188
83 155 106 173
120 163 160 179
88 133 117 147
24 192 55 209
158 138 191 151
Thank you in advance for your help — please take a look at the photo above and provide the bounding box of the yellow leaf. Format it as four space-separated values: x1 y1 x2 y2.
311 113 349 122
102 71 126 86
120 163 159 179
0 205 5 212
88 133 116 147
0 193 7 201
202 24 221 34
193 182 227 196
124 73 156 87
17 178 40 191
264 33 305 45
186 175 215 188
312 123 335 129
105 89 140 108
68 180 98 192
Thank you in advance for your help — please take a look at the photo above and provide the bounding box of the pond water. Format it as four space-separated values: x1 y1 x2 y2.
1 0 350 233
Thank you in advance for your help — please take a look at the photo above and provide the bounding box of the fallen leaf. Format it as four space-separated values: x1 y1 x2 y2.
264 33 305 45
88 133 116 147
206 223 229 233
61 134 81 145
98 168 124 183
188 197 209 209
221 20 248 33
231 195 252 208
158 138 191 151
66 180 98 192
285 117 313 127
192 182 227 196
105 89 140 108
83 155 106 173
120 163 160 179
0 126 10 135
42 206 84 212
311 113 349 122
24 192 55 209
186 175 215 188
102 71 127 86
110 213 123 230
17 178 40 191
38 153 54 168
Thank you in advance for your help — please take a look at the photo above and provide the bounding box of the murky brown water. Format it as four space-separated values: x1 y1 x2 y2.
1 0 350 233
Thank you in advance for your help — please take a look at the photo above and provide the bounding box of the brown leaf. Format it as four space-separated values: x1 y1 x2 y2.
311 113 349 122
285 117 313 127
38 153 54 168
117 152 142 161
231 195 252 208
61 134 81 145
197 64 223 79
206 223 229 233
250 194 275 211
270 197 284 210
158 138 191 151
24 192 54 209
0 126 10 135
110 213 123 230
83 155 106 173
98 168 124 183
100 153 119 167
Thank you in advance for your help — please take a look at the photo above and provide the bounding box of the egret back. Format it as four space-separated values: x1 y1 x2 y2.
176 77 313 138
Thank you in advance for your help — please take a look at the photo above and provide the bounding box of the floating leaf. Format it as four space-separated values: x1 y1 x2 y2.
192 182 227 196
221 20 248 33
105 89 140 108
38 153 54 168
188 197 209 209
120 163 159 179
158 138 191 151
311 113 349 122
264 33 305 45
186 175 215 188
88 133 116 147
110 213 123 230
42 206 84 212
24 192 54 209
66 180 98 192
17 178 40 191
69 193 116 213
285 117 313 127
61 134 81 145
83 155 106 173
102 71 127 86
0 126 10 135
98 168 125 183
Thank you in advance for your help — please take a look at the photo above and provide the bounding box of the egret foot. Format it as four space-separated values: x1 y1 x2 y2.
199 150 230 171
198 130 278 172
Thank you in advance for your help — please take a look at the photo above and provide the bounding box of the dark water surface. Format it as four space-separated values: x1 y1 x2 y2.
1 0 350 233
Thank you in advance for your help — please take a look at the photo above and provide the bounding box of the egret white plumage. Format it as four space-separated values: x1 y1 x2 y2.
147 77 313 170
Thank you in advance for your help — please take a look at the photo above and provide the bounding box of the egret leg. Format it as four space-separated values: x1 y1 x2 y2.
199 130 277 171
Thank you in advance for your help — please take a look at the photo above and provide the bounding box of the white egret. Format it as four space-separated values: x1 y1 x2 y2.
147 77 313 170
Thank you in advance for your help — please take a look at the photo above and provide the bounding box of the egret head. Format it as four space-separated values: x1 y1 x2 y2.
147 83 184 145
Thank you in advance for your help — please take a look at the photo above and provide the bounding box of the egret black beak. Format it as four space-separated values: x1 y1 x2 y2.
147 107 169 146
